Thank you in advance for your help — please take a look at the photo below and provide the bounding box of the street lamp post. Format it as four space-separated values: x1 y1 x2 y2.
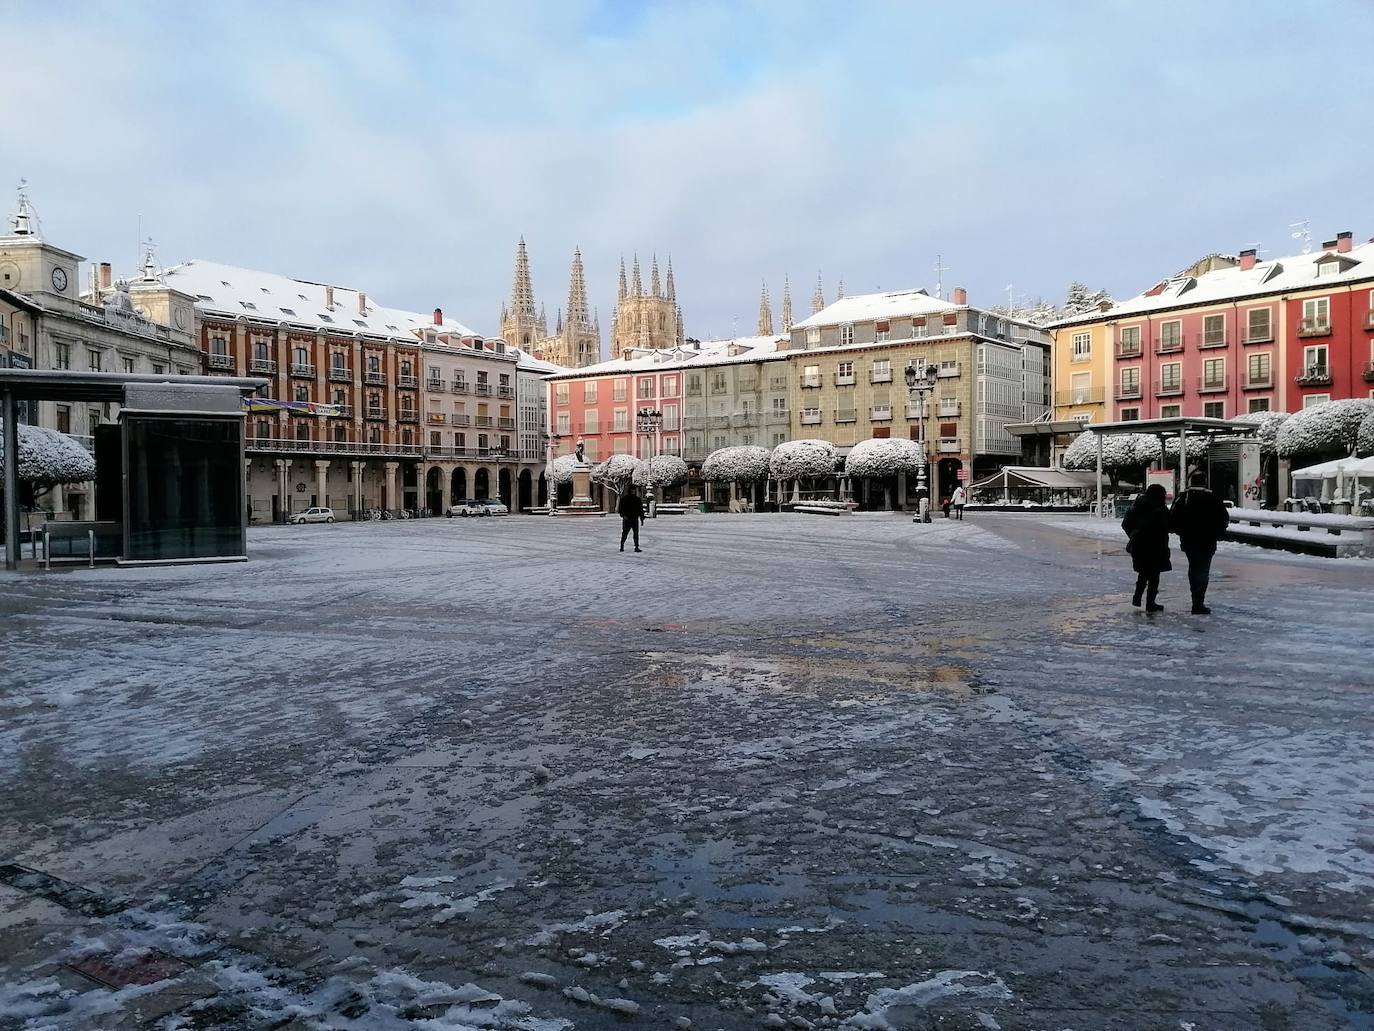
544 431 559 514
637 407 662 517
904 363 940 523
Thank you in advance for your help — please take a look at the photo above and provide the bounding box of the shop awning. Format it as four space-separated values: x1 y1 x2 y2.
970 466 1099 491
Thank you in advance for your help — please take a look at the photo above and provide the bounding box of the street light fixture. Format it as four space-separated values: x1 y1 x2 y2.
543 430 559 514
904 363 940 523
637 407 662 517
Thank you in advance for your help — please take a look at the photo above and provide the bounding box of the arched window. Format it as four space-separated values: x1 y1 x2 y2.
368 354 381 373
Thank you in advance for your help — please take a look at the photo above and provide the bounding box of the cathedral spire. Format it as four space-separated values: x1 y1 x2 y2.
555 307 563 334
811 271 825 314
510 236 537 318
665 256 676 302
567 247 591 329
618 256 628 301
780 275 793 331
631 253 642 296
650 253 661 298
757 280 773 336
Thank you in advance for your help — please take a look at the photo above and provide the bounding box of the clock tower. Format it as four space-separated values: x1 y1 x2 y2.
0 183 82 313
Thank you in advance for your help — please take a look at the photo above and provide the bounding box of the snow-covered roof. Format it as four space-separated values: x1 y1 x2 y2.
510 346 565 376
543 335 788 380
161 259 478 341
791 289 957 330
1053 240 1374 328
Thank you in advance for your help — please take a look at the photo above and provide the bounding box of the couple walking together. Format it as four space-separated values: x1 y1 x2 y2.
1122 472 1230 615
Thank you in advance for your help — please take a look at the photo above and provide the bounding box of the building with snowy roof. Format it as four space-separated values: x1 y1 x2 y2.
1049 230 1374 429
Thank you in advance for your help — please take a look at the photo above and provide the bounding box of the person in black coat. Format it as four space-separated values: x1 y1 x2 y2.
618 490 645 552
1122 483 1171 612
1170 471 1230 614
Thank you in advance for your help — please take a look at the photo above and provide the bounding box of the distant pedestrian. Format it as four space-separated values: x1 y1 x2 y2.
941 496 952 518
618 489 645 553
1122 483 1171 613
1170 471 1230 614
951 485 968 520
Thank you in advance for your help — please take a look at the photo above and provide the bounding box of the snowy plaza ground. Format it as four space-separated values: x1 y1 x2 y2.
1 511 1372 1030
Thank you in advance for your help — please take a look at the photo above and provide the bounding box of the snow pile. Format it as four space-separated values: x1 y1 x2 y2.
846 970 1011 1029
1230 409 1290 458
1356 411 1374 458
769 439 838 479
591 453 640 487
843 437 925 478
1276 398 1374 460
633 454 688 489
549 454 580 485
0 422 96 487
701 445 771 483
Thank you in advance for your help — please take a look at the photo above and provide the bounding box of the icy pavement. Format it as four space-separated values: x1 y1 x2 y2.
1 512 1371 1030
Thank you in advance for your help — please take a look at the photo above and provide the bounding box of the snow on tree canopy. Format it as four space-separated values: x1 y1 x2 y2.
701 445 771 483
591 453 641 486
843 437 926 478
633 454 688 489
0 422 96 487
1275 398 1374 460
1357 412 1374 458
1061 431 1158 472
768 439 838 480
550 453 581 485
1229 410 1289 458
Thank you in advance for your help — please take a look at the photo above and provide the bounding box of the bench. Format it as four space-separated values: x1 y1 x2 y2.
1225 509 1374 558
42 521 123 568
654 503 691 515
792 503 854 516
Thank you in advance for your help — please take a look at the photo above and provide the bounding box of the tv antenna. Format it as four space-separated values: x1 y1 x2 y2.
933 254 951 300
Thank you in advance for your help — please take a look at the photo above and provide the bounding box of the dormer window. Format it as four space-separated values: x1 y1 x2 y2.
239 300 257 311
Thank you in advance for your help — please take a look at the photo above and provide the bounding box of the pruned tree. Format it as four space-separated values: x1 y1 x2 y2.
768 439 838 480
1357 412 1374 459
1276 399 1374 460
1062 431 1158 489
550 453 581 485
0 422 96 506
701 445 771 483
632 454 688 490
1229 410 1290 458
843 437 926 479
591 453 641 490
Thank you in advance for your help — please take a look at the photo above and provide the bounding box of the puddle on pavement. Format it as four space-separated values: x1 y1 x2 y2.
640 651 988 699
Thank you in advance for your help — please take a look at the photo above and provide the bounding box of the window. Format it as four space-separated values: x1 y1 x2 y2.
1303 393 1330 408
1159 321 1181 350
871 358 891 382
1070 371 1091 402
874 321 890 342
1202 401 1224 419
1071 332 1091 361
1120 407 1140 421
1202 357 1225 389
1302 297 1330 331
1119 367 1140 395
293 345 309 366
839 324 854 346
1247 352 1270 386
557 412 570 434
1119 326 1141 354
1202 314 1225 346
1160 404 1181 418
254 340 270 361
121 357 135 374
584 409 599 433
211 335 228 356
54 343 70 369
613 408 629 432
710 372 726 393
802 364 820 387
151 362 165 375
87 349 103 372
294 385 309 402
638 377 655 398
662 375 678 397
55 405 71 434
584 381 598 402
1304 344 1329 370
771 396 787 413
368 354 381 373
1160 362 1182 392
555 384 569 405
1248 397 1271 413
805 328 820 346
836 361 855 384
1246 307 1272 342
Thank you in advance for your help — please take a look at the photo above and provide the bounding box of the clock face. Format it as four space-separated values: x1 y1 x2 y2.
50 266 68 292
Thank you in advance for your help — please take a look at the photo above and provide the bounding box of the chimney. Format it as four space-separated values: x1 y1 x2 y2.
952 286 967 305
1239 248 1257 271
358 291 367 314
1321 239 1337 252
1337 231 1353 254
433 307 443 326
324 285 335 308
99 262 112 290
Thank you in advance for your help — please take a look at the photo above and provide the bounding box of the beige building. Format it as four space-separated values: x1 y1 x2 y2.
610 254 683 358
681 337 791 463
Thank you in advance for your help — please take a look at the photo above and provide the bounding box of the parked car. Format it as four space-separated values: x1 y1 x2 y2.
446 499 489 518
293 507 335 524
479 499 509 516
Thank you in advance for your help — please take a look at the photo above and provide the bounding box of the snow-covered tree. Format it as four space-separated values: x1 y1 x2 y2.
1276 398 1374 460
1061 282 1114 318
0 422 96 494
768 439 838 480
843 437 926 478
633 454 688 489
591 453 641 487
1062 430 1161 488
1229 410 1289 458
550 453 581 485
701 445 771 483
1357 412 1374 458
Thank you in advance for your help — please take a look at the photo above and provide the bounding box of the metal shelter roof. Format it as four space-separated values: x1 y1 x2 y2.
0 369 267 403
1086 416 1259 437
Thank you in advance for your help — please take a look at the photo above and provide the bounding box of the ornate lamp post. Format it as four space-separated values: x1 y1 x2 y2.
904 363 940 523
637 407 662 517
543 430 559 514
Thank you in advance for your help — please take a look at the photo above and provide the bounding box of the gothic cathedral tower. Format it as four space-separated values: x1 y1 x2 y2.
498 237 547 351
610 253 683 359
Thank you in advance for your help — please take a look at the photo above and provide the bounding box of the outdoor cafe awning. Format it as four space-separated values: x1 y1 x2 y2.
1291 456 1374 480
969 466 1098 491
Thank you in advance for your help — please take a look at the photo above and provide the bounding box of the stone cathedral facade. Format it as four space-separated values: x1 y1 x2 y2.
498 238 601 369
610 253 682 359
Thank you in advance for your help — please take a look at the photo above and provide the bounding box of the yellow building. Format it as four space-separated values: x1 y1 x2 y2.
1048 318 1113 425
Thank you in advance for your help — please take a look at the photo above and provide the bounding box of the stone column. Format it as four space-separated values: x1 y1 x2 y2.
385 461 399 514
314 460 329 509
275 459 289 522
245 460 253 522
351 460 364 516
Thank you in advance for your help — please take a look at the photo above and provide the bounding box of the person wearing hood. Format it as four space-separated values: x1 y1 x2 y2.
1171 470 1230 614
1122 483 1171 613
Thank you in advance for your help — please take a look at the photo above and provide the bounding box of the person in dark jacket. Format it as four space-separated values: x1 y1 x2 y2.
618 490 645 552
1170 471 1230 614
1122 483 1171 612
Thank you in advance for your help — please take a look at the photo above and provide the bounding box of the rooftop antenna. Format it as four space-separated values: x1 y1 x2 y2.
1288 220 1312 255
933 254 951 300
140 236 158 279
1246 241 1268 258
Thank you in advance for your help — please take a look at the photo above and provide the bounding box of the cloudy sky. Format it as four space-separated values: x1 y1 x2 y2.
4 1 1372 343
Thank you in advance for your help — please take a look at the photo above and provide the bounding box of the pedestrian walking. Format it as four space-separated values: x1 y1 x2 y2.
951 485 968 520
1170 471 1230 615
1122 483 1171 613
941 496 952 519
618 489 645 553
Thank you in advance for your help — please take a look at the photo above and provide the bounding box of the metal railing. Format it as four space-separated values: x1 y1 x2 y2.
1115 341 1142 358
475 416 494 428
364 371 387 385
834 373 856 386
247 436 422 457
1114 384 1143 400
707 415 731 428
1243 374 1272 390
938 400 961 416
474 383 492 396
834 409 857 423
1197 374 1228 393
799 410 822 425
1242 325 1273 343
1363 361 1374 383
1295 365 1332 386
365 406 387 420
398 410 419 423
870 406 892 421
870 370 892 383
765 411 789 424
249 358 277 374
452 381 468 393
426 378 444 390
330 404 353 418
290 363 315 378
452 414 471 427
328 366 352 382
1364 311 1374 330
1154 336 1184 354
398 375 419 389
498 417 515 430
497 386 514 398
799 375 821 388
427 413 447 424
1154 379 1184 396
1055 388 1104 405
1197 331 1228 349
207 353 234 370
936 362 961 378
1298 318 1332 337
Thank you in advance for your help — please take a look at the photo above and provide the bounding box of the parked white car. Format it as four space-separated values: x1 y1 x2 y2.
480 499 509 516
293 507 335 524
446 499 488 518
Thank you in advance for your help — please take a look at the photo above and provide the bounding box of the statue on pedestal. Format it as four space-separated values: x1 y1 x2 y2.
575 437 586 464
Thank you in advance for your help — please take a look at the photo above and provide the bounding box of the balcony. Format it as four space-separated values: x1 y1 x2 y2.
290 362 315 379
1298 318 1332 338
246 436 422 458
329 404 353 418
249 358 277 374
799 374 821 389
475 416 494 428
1294 365 1332 387
768 378 788 391
1154 336 1184 355
207 352 234 370
1055 387 1105 405
1363 361 1374 383
1197 331 1228 350
427 412 447 424
937 437 961 454
936 362 961 378
397 374 419 389
1197 374 1228 394
738 379 759 393
682 416 706 431
364 371 387 385
498 386 515 398
426 377 444 390
707 415 731 428
870 406 893 421
904 403 929 420
365 406 387 421
686 384 703 397
834 409 857 424
1154 379 1184 397
452 381 468 394
938 400 962 417
1242 325 1273 344
1114 383 1143 401
452 414 471 427
328 365 352 382
474 383 492 396
834 373 856 386
731 412 757 427
1364 311 1374 331
1242 374 1272 390
498 417 516 430
1115 342 1143 359
800 410 822 426
870 369 893 384
398 409 419 423
765 410 789 424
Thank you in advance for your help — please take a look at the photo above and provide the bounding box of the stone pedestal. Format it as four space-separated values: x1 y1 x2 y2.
560 462 601 516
